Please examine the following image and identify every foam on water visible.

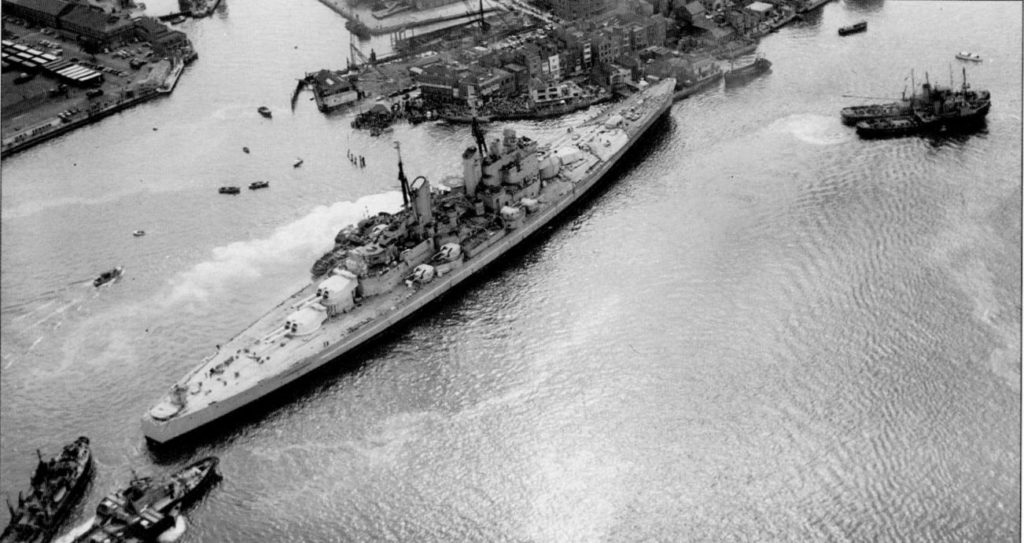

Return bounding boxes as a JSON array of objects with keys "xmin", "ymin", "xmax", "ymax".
[
  {"xmin": 769, "ymin": 113, "xmax": 855, "ymax": 146},
  {"xmin": 165, "ymin": 191, "xmax": 403, "ymax": 304},
  {"xmin": 52, "ymin": 517, "xmax": 95, "ymax": 543}
]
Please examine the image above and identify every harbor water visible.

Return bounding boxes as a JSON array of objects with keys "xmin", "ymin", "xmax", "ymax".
[{"xmin": 1, "ymin": 1, "xmax": 1020, "ymax": 541}]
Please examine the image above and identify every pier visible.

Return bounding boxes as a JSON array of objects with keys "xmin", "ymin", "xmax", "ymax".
[{"xmin": 316, "ymin": 0, "xmax": 499, "ymax": 36}]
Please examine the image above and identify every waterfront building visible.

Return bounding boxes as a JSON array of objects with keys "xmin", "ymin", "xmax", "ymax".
[
  {"xmin": 412, "ymin": 0, "xmax": 462, "ymax": 8},
  {"xmin": 529, "ymin": 80, "xmax": 584, "ymax": 106},
  {"xmin": 677, "ymin": 1, "xmax": 707, "ymax": 26},
  {"xmin": 134, "ymin": 17, "xmax": 189, "ymax": 57},
  {"xmin": 726, "ymin": 8, "xmax": 757, "ymax": 34},
  {"xmin": 309, "ymin": 69, "xmax": 360, "ymax": 112},
  {"xmin": 58, "ymin": 4, "xmax": 135, "ymax": 48},
  {"xmin": 744, "ymin": 1, "xmax": 777, "ymax": 22},
  {"xmin": 1, "ymin": 0, "xmax": 72, "ymax": 28},
  {"xmin": 414, "ymin": 63, "xmax": 461, "ymax": 103},
  {"xmin": 549, "ymin": 0, "xmax": 611, "ymax": 21}
]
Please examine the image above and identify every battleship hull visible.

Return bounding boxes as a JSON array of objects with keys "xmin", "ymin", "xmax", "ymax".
[{"xmin": 142, "ymin": 80, "xmax": 675, "ymax": 444}]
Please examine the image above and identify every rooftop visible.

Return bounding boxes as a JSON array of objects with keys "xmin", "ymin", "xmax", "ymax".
[{"xmin": 3, "ymin": 0, "xmax": 71, "ymax": 17}]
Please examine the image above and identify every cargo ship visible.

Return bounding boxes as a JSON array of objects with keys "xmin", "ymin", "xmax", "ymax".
[
  {"xmin": 141, "ymin": 78, "xmax": 676, "ymax": 443},
  {"xmin": 1, "ymin": 437, "xmax": 93, "ymax": 543},
  {"xmin": 674, "ymin": 64, "xmax": 723, "ymax": 101}
]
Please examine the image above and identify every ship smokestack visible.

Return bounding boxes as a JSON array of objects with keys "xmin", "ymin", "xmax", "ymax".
[
  {"xmin": 410, "ymin": 176, "xmax": 433, "ymax": 234},
  {"xmin": 462, "ymin": 146, "xmax": 481, "ymax": 198}
]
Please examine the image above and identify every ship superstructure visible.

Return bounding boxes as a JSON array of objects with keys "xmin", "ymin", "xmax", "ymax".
[{"xmin": 141, "ymin": 78, "xmax": 676, "ymax": 443}]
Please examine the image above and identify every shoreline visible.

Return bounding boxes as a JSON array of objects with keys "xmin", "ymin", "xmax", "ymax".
[
  {"xmin": 1, "ymin": 59, "xmax": 187, "ymax": 160},
  {"xmin": 315, "ymin": 0, "xmax": 498, "ymax": 36}
]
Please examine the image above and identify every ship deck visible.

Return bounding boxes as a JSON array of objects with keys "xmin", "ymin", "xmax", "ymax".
[{"xmin": 146, "ymin": 79, "xmax": 676, "ymax": 430}]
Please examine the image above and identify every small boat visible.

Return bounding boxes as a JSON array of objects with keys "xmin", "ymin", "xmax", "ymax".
[
  {"xmin": 242, "ymin": 146, "xmax": 250, "ymax": 153},
  {"xmin": 133, "ymin": 230, "xmax": 146, "ymax": 237},
  {"xmin": 248, "ymin": 181, "xmax": 269, "ymax": 190},
  {"xmin": 955, "ymin": 51, "xmax": 982, "ymax": 62},
  {"xmin": 219, "ymin": 186, "xmax": 241, "ymax": 194},
  {"xmin": 76, "ymin": 457, "xmax": 219, "ymax": 543},
  {"xmin": 94, "ymin": 266, "xmax": 124, "ymax": 287},
  {"xmin": 1, "ymin": 437, "xmax": 93, "ymax": 543},
  {"xmin": 293, "ymin": 158, "xmax": 303, "ymax": 168},
  {"xmin": 838, "ymin": 21, "xmax": 867, "ymax": 36},
  {"xmin": 257, "ymin": 106, "xmax": 272, "ymax": 118},
  {"xmin": 724, "ymin": 57, "xmax": 772, "ymax": 84}
]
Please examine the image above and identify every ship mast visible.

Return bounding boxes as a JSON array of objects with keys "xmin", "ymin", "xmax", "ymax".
[
  {"xmin": 394, "ymin": 142, "xmax": 411, "ymax": 209},
  {"xmin": 471, "ymin": 116, "xmax": 488, "ymax": 156}
]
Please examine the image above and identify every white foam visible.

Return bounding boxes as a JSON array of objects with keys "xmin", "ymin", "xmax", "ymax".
[
  {"xmin": 166, "ymin": 192, "xmax": 404, "ymax": 304},
  {"xmin": 53, "ymin": 517, "xmax": 96, "ymax": 543},
  {"xmin": 156, "ymin": 514, "xmax": 187, "ymax": 542},
  {"xmin": 770, "ymin": 113, "xmax": 854, "ymax": 146}
]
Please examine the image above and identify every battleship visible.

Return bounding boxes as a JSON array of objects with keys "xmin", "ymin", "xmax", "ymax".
[
  {"xmin": 140, "ymin": 78, "xmax": 676, "ymax": 443},
  {"xmin": 1, "ymin": 437, "xmax": 93, "ymax": 543},
  {"xmin": 74, "ymin": 457, "xmax": 219, "ymax": 543}
]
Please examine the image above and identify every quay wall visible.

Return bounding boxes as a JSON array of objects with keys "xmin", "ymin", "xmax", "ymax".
[{"xmin": 1, "ymin": 61, "xmax": 185, "ymax": 160}]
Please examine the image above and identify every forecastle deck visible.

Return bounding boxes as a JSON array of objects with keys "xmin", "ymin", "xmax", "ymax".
[{"xmin": 141, "ymin": 79, "xmax": 675, "ymax": 443}]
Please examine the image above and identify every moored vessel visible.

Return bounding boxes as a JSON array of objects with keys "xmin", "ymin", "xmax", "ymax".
[
  {"xmin": 855, "ymin": 69, "xmax": 991, "ymax": 138},
  {"xmin": 218, "ymin": 186, "xmax": 240, "ymax": 195},
  {"xmin": 674, "ymin": 65, "xmax": 723, "ymax": 101},
  {"xmin": 724, "ymin": 57, "xmax": 771, "ymax": 84},
  {"xmin": 838, "ymin": 21, "xmax": 867, "ymax": 35},
  {"xmin": 73, "ymin": 458, "xmax": 219, "ymax": 543},
  {"xmin": 840, "ymin": 102, "xmax": 911, "ymax": 125},
  {"xmin": 141, "ymin": 79, "xmax": 677, "ymax": 444},
  {"xmin": 1, "ymin": 437, "xmax": 93, "ymax": 543}
]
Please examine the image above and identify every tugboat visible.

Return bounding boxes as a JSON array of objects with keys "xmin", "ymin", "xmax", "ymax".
[
  {"xmin": 841, "ymin": 69, "xmax": 989, "ymax": 125},
  {"xmin": 94, "ymin": 267, "xmax": 124, "ymax": 287},
  {"xmin": 248, "ymin": 181, "xmax": 269, "ymax": 190},
  {"xmin": 257, "ymin": 106, "xmax": 272, "ymax": 118},
  {"xmin": 73, "ymin": 457, "xmax": 220, "ymax": 543},
  {"xmin": 218, "ymin": 186, "xmax": 241, "ymax": 195},
  {"xmin": 855, "ymin": 68, "xmax": 991, "ymax": 139},
  {"xmin": 838, "ymin": 21, "xmax": 867, "ymax": 36},
  {"xmin": 1, "ymin": 437, "xmax": 93, "ymax": 543},
  {"xmin": 724, "ymin": 57, "xmax": 771, "ymax": 85}
]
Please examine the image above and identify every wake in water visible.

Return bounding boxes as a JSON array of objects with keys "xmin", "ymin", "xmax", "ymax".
[
  {"xmin": 156, "ymin": 513, "xmax": 187, "ymax": 542},
  {"xmin": 53, "ymin": 517, "xmax": 95, "ymax": 543},
  {"xmin": 769, "ymin": 113, "xmax": 855, "ymax": 145},
  {"xmin": 165, "ymin": 191, "xmax": 404, "ymax": 304},
  {"xmin": 50, "ymin": 514, "xmax": 188, "ymax": 543}
]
